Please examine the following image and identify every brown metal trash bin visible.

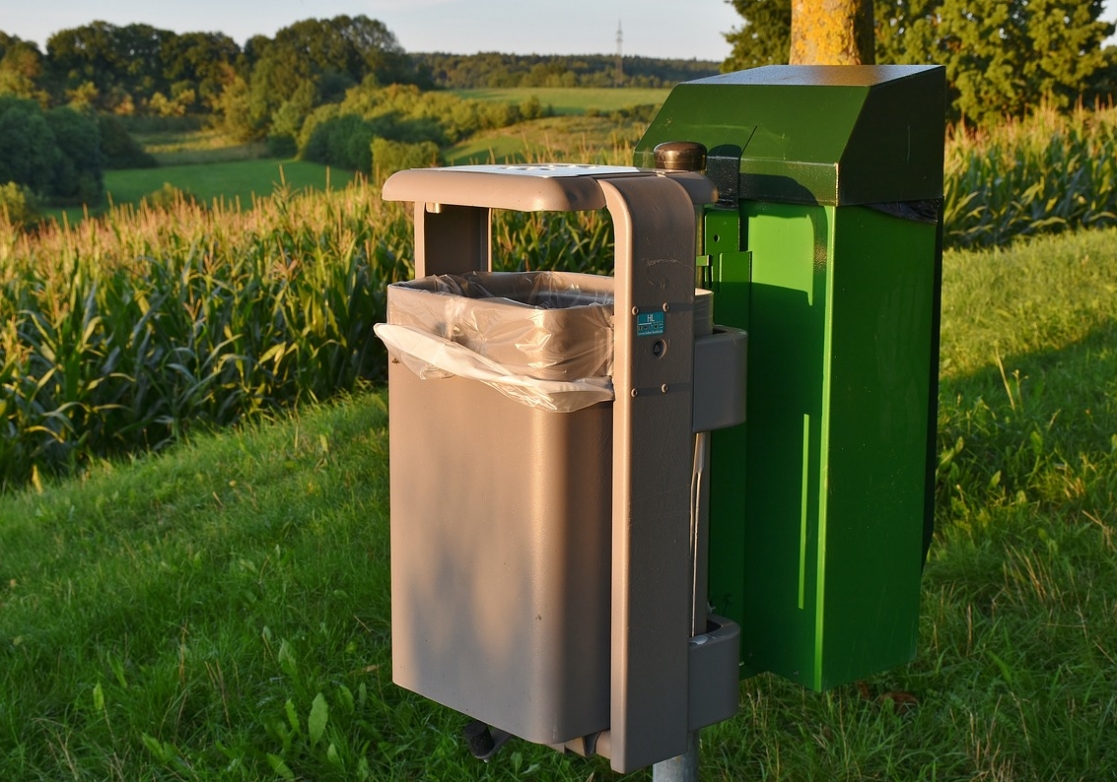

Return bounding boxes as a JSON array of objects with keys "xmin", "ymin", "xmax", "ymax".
[{"xmin": 380, "ymin": 270, "xmax": 615, "ymax": 745}]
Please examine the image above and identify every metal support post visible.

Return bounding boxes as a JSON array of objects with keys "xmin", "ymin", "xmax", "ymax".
[{"xmin": 653, "ymin": 731, "xmax": 700, "ymax": 782}]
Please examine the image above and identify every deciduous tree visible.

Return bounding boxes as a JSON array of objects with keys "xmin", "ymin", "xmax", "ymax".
[
  {"xmin": 723, "ymin": 0, "xmax": 1115, "ymax": 122},
  {"xmin": 46, "ymin": 22, "xmax": 174, "ymax": 111},
  {"xmin": 0, "ymin": 96, "xmax": 103, "ymax": 202},
  {"xmin": 0, "ymin": 96, "xmax": 58, "ymax": 193},
  {"xmin": 0, "ymin": 33, "xmax": 46, "ymax": 102},
  {"xmin": 161, "ymin": 31, "xmax": 240, "ymax": 112},
  {"xmin": 240, "ymin": 15, "xmax": 413, "ymax": 138},
  {"xmin": 723, "ymin": 0, "xmax": 792, "ymax": 69},
  {"xmin": 44, "ymin": 106, "xmax": 104, "ymax": 202}
]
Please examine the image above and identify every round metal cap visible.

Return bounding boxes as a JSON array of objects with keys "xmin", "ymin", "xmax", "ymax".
[{"xmin": 653, "ymin": 141, "xmax": 708, "ymax": 172}]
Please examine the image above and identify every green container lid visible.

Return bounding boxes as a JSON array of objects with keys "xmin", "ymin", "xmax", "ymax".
[{"xmin": 635, "ymin": 65, "xmax": 945, "ymax": 206}]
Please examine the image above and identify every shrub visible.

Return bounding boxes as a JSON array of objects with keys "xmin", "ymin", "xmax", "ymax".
[
  {"xmin": 296, "ymin": 81, "xmax": 535, "ymax": 166},
  {"xmin": 0, "ymin": 97, "xmax": 104, "ymax": 204},
  {"xmin": 519, "ymin": 95, "xmax": 545, "ymax": 120},
  {"xmin": 0, "ymin": 182, "xmax": 40, "ymax": 228},
  {"xmin": 98, "ymin": 115, "xmax": 157, "ymax": 169},
  {"xmin": 0, "ymin": 96, "xmax": 59, "ymax": 195},
  {"xmin": 143, "ymin": 182, "xmax": 199, "ymax": 209},
  {"xmin": 301, "ymin": 114, "xmax": 374, "ymax": 172},
  {"xmin": 371, "ymin": 138, "xmax": 441, "ymax": 183},
  {"xmin": 266, "ymin": 133, "xmax": 298, "ymax": 158},
  {"xmin": 44, "ymin": 107, "xmax": 104, "ymax": 204}
]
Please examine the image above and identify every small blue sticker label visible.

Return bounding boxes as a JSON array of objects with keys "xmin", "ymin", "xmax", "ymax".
[{"xmin": 636, "ymin": 311, "xmax": 665, "ymax": 337}]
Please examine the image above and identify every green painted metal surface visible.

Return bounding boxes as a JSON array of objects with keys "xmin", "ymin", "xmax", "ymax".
[
  {"xmin": 635, "ymin": 65, "xmax": 945, "ymax": 207},
  {"xmin": 641, "ymin": 65, "xmax": 944, "ymax": 690},
  {"xmin": 704, "ymin": 207, "xmax": 750, "ymax": 654},
  {"xmin": 738, "ymin": 203, "xmax": 937, "ymax": 688}
]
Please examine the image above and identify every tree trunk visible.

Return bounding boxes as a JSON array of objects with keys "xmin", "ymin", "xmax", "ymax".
[{"xmin": 789, "ymin": 0, "xmax": 875, "ymax": 65}]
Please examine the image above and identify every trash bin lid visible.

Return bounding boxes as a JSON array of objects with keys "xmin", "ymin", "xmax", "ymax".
[{"xmin": 382, "ymin": 163, "xmax": 716, "ymax": 212}]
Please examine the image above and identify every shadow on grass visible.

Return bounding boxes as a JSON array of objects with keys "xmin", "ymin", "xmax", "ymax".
[{"xmin": 935, "ymin": 317, "xmax": 1117, "ymax": 522}]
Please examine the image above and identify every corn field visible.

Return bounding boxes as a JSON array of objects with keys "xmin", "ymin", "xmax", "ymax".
[
  {"xmin": 2, "ymin": 105, "xmax": 1115, "ymax": 488},
  {"xmin": 0, "ymin": 185, "xmax": 415, "ymax": 487},
  {"xmin": 0, "ymin": 180, "xmax": 615, "ymax": 488},
  {"xmin": 943, "ymin": 103, "xmax": 1117, "ymax": 247}
]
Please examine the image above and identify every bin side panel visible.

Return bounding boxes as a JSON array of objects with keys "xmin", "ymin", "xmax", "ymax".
[
  {"xmin": 388, "ymin": 364, "xmax": 611, "ymax": 744},
  {"xmin": 736, "ymin": 203, "xmax": 935, "ymax": 690},
  {"xmin": 738, "ymin": 202, "xmax": 830, "ymax": 685},
  {"xmin": 817, "ymin": 206, "xmax": 936, "ymax": 686}
]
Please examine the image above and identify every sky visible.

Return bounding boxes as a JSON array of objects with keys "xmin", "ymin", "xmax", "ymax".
[{"xmin": 1, "ymin": 0, "xmax": 744, "ymax": 61}]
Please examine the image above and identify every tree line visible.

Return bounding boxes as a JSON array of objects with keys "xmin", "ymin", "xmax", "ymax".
[
  {"xmin": 411, "ymin": 53, "xmax": 718, "ymax": 89},
  {"xmin": 0, "ymin": 17, "xmax": 425, "ymax": 124},
  {"xmin": 0, "ymin": 16, "xmax": 432, "ymax": 209},
  {"xmin": 724, "ymin": 0, "xmax": 1117, "ymax": 124},
  {"xmin": 4, "ymin": 8, "xmax": 1114, "ymax": 130},
  {"xmin": 0, "ymin": 16, "xmax": 720, "ymax": 208},
  {"xmin": 0, "ymin": 19, "xmax": 716, "ymax": 131}
]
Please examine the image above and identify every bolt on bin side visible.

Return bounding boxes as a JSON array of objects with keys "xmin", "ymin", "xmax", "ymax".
[{"xmin": 634, "ymin": 65, "xmax": 946, "ymax": 690}]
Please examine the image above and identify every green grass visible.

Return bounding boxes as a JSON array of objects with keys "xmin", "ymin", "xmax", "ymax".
[
  {"xmin": 0, "ymin": 392, "xmax": 623, "ymax": 781},
  {"xmin": 104, "ymin": 159, "xmax": 359, "ymax": 210},
  {"xmin": 2, "ymin": 225, "xmax": 1116, "ymax": 779},
  {"xmin": 43, "ymin": 159, "xmax": 360, "ymax": 225},
  {"xmin": 451, "ymin": 87, "xmax": 670, "ymax": 115}
]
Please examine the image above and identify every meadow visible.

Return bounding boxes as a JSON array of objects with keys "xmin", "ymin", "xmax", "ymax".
[
  {"xmin": 102, "ymin": 160, "xmax": 358, "ymax": 211},
  {"xmin": 1, "ymin": 95, "xmax": 1116, "ymax": 779},
  {"xmin": 46, "ymin": 157, "xmax": 356, "ymax": 226},
  {"xmin": 444, "ymin": 114, "xmax": 653, "ymax": 166}
]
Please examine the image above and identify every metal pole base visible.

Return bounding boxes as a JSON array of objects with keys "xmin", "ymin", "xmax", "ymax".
[{"xmin": 652, "ymin": 730, "xmax": 700, "ymax": 782}]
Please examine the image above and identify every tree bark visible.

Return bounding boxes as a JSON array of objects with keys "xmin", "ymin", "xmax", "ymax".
[{"xmin": 789, "ymin": 0, "xmax": 875, "ymax": 65}]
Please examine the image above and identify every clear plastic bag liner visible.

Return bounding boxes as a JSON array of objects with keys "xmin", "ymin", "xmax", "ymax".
[
  {"xmin": 376, "ymin": 271, "xmax": 615, "ymax": 412},
  {"xmin": 374, "ymin": 324, "xmax": 614, "ymax": 412}
]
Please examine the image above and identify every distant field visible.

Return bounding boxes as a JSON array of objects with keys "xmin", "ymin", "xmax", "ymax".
[
  {"xmin": 135, "ymin": 128, "xmax": 269, "ymax": 166},
  {"xmin": 452, "ymin": 87, "xmax": 671, "ymax": 115},
  {"xmin": 42, "ymin": 107, "xmax": 655, "ymax": 222},
  {"xmin": 104, "ymin": 159, "xmax": 358, "ymax": 208},
  {"xmin": 43, "ymin": 159, "xmax": 358, "ymax": 224},
  {"xmin": 445, "ymin": 115, "xmax": 645, "ymax": 166}
]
